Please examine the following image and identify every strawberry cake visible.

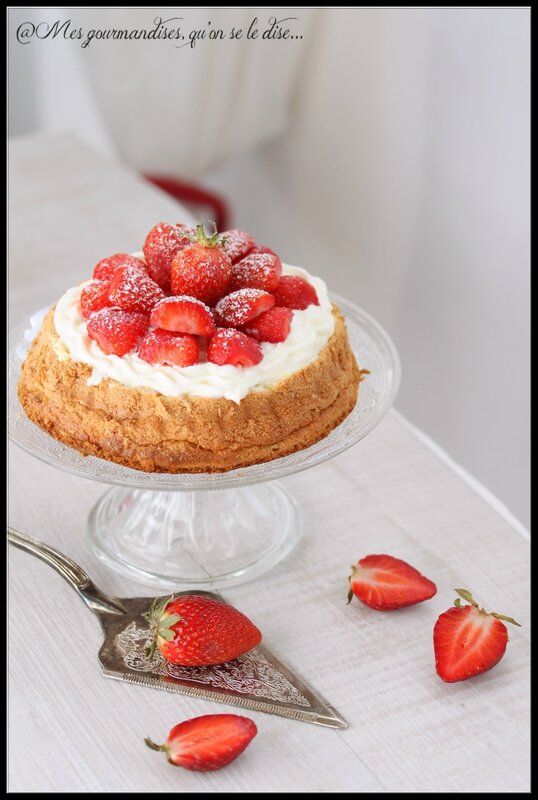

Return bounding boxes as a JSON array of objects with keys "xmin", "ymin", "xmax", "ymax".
[{"xmin": 17, "ymin": 222, "xmax": 362, "ymax": 473}]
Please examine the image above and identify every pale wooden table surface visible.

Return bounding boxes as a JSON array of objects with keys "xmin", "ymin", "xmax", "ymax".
[{"xmin": 8, "ymin": 133, "xmax": 530, "ymax": 793}]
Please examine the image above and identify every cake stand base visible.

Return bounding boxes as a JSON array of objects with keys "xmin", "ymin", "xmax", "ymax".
[{"xmin": 87, "ymin": 482, "xmax": 301, "ymax": 590}]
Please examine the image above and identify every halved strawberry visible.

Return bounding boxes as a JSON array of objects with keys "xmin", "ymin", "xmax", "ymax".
[
  {"xmin": 273, "ymin": 275, "xmax": 319, "ymax": 310},
  {"xmin": 171, "ymin": 223, "xmax": 232, "ymax": 306},
  {"xmin": 93, "ymin": 253, "xmax": 146, "ymax": 282},
  {"xmin": 108, "ymin": 265, "xmax": 165, "ymax": 313},
  {"xmin": 229, "ymin": 252, "xmax": 282, "ymax": 292},
  {"xmin": 87, "ymin": 308, "xmax": 149, "ymax": 356},
  {"xmin": 208, "ymin": 328, "xmax": 262, "ymax": 367},
  {"xmin": 434, "ymin": 589, "xmax": 520, "ymax": 683},
  {"xmin": 143, "ymin": 222, "xmax": 194, "ymax": 292},
  {"xmin": 150, "ymin": 296, "xmax": 215, "ymax": 337},
  {"xmin": 137, "ymin": 328, "xmax": 199, "ymax": 367},
  {"xmin": 347, "ymin": 554, "xmax": 437, "ymax": 610},
  {"xmin": 244, "ymin": 306, "xmax": 293, "ymax": 343},
  {"xmin": 221, "ymin": 229, "xmax": 255, "ymax": 263},
  {"xmin": 80, "ymin": 281, "xmax": 110, "ymax": 318},
  {"xmin": 214, "ymin": 288, "xmax": 274, "ymax": 328},
  {"xmin": 145, "ymin": 714, "xmax": 257, "ymax": 772}
]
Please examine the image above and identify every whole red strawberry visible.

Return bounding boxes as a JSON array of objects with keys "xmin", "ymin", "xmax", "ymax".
[
  {"xmin": 171, "ymin": 222, "xmax": 232, "ymax": 306},
  {"xmin": 143, "ymin": 222, "xmax": 193, "ymax": 292},
  {"xmin": 348, "ymin": 554, "xmax": 437, "ymax": 610},
  {"xmin": 145, "ymin": 714, "xmax": 257, "ymax": 772},
  {"xmin": 434, "ymin": 589, "xmax": 520, "ymax": 683},
  {"xmin": 145, "ymin": 594, "xmax": 262, "ymax": 666}
]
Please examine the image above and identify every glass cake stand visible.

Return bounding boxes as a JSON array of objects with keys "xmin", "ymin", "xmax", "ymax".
[{"xmin": 8, "ymin": 295, "xmax": 400, "ymax": 589}]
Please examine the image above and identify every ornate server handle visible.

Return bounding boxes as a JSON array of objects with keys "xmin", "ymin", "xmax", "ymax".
[{"xmin": 7, "ymin": 527, "xmax": 125, "ymax": 616}]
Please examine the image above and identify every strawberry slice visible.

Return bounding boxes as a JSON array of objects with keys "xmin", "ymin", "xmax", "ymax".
[
  {"xmin": 137, "ymin": 328, "xmax": 199, "ymax": 367},
  {"xmin": 80, "ymin": 280, "xmax": 111, "ymax": 318},
  {"xmin": 347, "ymin": 554, "xmax": 437, "ymax": 610},
  {"xmin": 244, "ymin": 306, "xmax": 293, "ymax": 343},
  {"xmin": 208, "ymin": 328, "xmax": 262, "ymax": 367},
  {"xmin": 214, "ymin": 288, "xmax": 274, "ymax": 328},
  {"xmin": 221, "ymin": 229, "xmax": 255, "ymax": 263},
  {"xmin": 229, "ymin": 252, "xmax": 282, "ymax": 292},
  {"xmin": 93, "ymin": 253, "xmax": 146, "ymax": 282},
  {"xmin": 273, "ymin": 275, "xmax": 319, "ymax": 310},
  {"xmin": 108, "ymin": 265, "xmax": 165, "ymax": 313},
  {"xmin": 143, "ymin": 222, "xmax": 194, "ymax": 292},
  {"xmin": 434, "ymin": 589, "xmax": 520, "ymax": 683},
  {"xmin": 150, "ymin": 296, "xmax": 215, "ymax": 337},
  {"xmin": 145, "ymin": 714, "xmax": 257, "ymax": 772},
  {"xmin": 87, "ymin": 308, "xmax": 149, "ymax": 356}
]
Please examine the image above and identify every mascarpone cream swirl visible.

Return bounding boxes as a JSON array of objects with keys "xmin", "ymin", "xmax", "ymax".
[{"xmin": 53, "ymin": 263, "xmax": 335, "ymax": 403}]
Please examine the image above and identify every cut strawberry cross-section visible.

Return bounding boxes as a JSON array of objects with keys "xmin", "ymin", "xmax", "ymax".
[
  {"xmin": 347, "ymin": 554, "xmax": 437, "ymax": 610},
  {"xmin": 433, "ymin": 589, "xmax": 521, "ymax": 683},
  {"xmin": 230, "ymin": 252, "xmax": 282, "ymax": 292},
  {"xmin": 93, "ymin": 253, "xmax": 146, "ymax": 282},
  {"xmin": 244, "ymin": 306, "xmax": 293, "ymax": 343},
  {"xmin": 150, "ymin": 296, "xmax": 215, "ymax": 337},
  {"xmin": 108, "ymin": 265, "xmax": 165, "ymax": 314},
  {"xmin": 87, "ymin": 308, "xmax": 149, "ymax": 357},
  {"xmin": 137, "ymin": 328, "xmax": 199, "ymax": 367},
  {"xmin": 272, "ymin": 275, "xmax": 319, "ymax": 310},
  {"xmin": 214, "ymin": 288, "xmax": 274, "ymax": 328},
  {"xmin": 208, "ymin": 328, "xmax": 262, "ymax": 367}
]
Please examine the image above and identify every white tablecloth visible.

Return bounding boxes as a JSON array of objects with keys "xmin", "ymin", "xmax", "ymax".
[{"xmin": 8, "ymin": 133, "xmax": 530, "ymax": 792}]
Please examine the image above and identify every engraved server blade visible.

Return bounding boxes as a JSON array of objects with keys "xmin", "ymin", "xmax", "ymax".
[
  {"xmin": 8, "ymin": 530, "xmax": 346, "ymax": 730},
  {"xmin": 98, "ymin": 592, "xmax": 347, "ymax": 730}
]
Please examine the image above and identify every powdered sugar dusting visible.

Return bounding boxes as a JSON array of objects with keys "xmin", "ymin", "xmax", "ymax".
[
  {"xmin": 214, "ymin": 288, "xmax": 274, "ymax": 327},
  {"xmin": 221, "ymin": 229, "xmax": 255, "ymax": 263},
  {"xmin": 230, "ymin": 252, "xmax": 282, "ymax": 291},
  {"xmin": 109, "ymin": 266, "xmax": 165, "ymax": 313},
  {"xmin": 54, "ymin": 264, "xmax": 335, "ymax": 403}
]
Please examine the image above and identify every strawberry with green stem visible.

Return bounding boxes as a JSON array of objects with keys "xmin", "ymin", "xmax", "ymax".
[
  {"xmin": 170, "ymin": 221, "xmax": 232, "ymax": 306},
  {"xmin": 433, "ymin": 588, "xmax": 520, "ymax": 683},
  {"xmin": 145, "ymin": 714, "xmax": 257, "ymax": 772},
  {"xmin": 144, "ymin": 593, "xmax": 262, "ymax": 666}
]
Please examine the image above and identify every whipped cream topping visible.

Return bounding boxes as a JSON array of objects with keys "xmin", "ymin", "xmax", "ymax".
[{"xmin": 53, "ymin": 263, "xmax": 335, "ymax": 403}]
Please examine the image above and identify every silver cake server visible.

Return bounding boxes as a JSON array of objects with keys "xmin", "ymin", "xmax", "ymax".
[{"xmin": 8, "ymin": 528, "xmax": 346, "ymax": 729}]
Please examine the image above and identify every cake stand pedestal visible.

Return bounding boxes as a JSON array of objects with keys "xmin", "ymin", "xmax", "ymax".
[{"xmin": 9, "ymin": 295, "xmax": 400, "ymax": 589}]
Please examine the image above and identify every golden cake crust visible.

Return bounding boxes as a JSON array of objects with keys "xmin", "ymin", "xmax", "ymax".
[{"xmin": 17, "ymin": 306, "xmax": 361, "ymax": 473}]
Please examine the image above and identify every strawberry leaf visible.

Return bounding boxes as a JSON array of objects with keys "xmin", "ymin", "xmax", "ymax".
[
  {"xmin": 454, "ymin": 588, "xmax": 478, "ymax": 607},
  {"xmin": 491, "ymin": 612, "xmax": 521, "ymax": 627}
]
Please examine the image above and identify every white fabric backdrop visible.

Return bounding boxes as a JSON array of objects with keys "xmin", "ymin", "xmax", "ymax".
[{"xmin": 8, "ymin": 7, "xmax": 530, "ymax": 527}]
